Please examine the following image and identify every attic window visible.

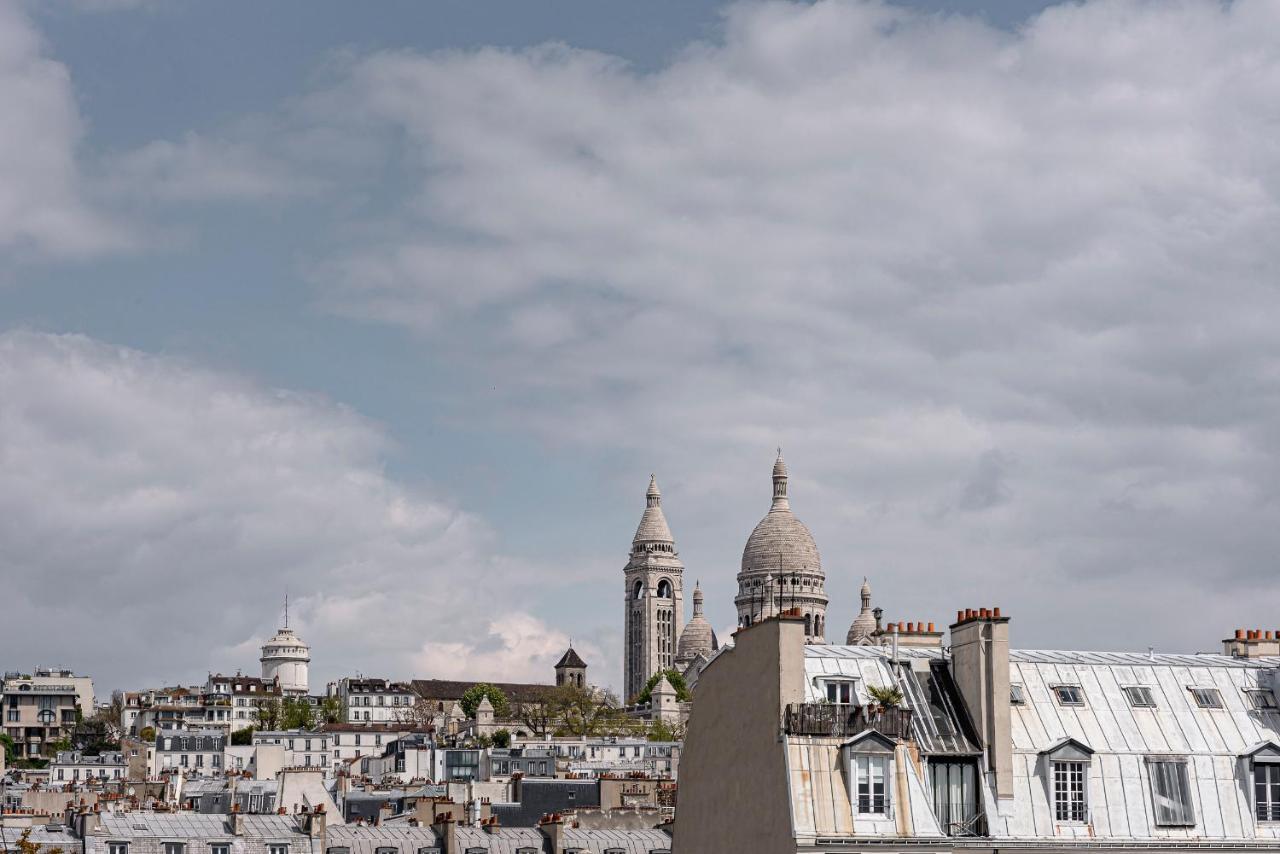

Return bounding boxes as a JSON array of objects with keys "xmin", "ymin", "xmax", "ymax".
[
  {"xmin": 1189, "ymin": 687, "xmax": 1223, "ymax": 709},
  {"xmin": 1010, "ymin": 684, "xmax": 1026, "ymax": 705},
  {"xmin": 1053, "ymin": 685, "xmax": 1085, "ymax": 707},
  {"xmin": 1124, "ymin": 686, "xmax": 1157, "ymax": 708},
  {"xmin": 1248, "ymin": 690, "xmax": 1278, "ymax": 711},
  {"xmin": 823, "ymin": 679, "xmax": 856, "ymax": 705},
  {"xmin": 1147, "ymin": 758, "xmax": 1195, "ymax": 827}
]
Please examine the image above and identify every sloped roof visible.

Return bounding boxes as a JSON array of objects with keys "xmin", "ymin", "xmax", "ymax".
[
  {"xmin": 410, "ymin": 679, "xmax": 550, "ymax": 705},
  {"xmin": 555, "ymin": 647, "xmax": 588, "ymax": 669}
]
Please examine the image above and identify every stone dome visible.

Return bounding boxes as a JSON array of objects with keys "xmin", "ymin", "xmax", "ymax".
[
  {"xmin": 739, "ymin": 454, "xmax": 822, "ymax": 577},
  {"xmin": 632, "ymin": 474, "xmax": 674, "ymax": 548},
  {"xmin": 676, "ymin": 582, "xmax": 716, "ymax": 663},
  {"xmin": 846, "ymin": 577, "xmax": 877, "ymax": 644}
]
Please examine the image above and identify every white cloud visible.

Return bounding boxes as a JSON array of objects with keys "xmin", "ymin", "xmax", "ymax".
[
  {"xmin": 102, "ymin": 132, "xmax": 317, "ymax": 204},
  {"xmin": 0, "ymin": 331, "xmax": 582, "ymax": 691},
  {"xmin": 413, "ymin": 613, "xmax": 604, "ymax": 685},
  {"xmin": 301, "ymin": 0, "xmax": 1280, "ymax": 652},
  {"xmin": 0, "ymin": 1, "xmax": 127, "ymax": 256}
]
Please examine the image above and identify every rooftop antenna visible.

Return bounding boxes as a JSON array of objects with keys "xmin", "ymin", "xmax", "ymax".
[{"xmin": 284, "ymin": 591, "xmax": 289, "ymax": 629}]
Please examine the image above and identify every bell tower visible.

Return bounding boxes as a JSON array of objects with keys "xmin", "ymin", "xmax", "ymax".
[{"xmin": 623, "ymin": 475, "xmax": 685, "ymax": 702}]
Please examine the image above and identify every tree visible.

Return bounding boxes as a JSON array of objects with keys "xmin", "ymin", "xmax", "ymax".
[
  {"xmin": 647, "ymin": 719, "xmax": 677, "ymax": 742},
  {"xmin": 548, "ymin": 685, "xmax": 634, "ymax": 737},
  {"xmin": 16, "ymin": 828, "xmax": 63, "ymax": 854},
  {"xmin": 393, "ymin": 695, "xmax": 440, "ymax": 729},
  {"xmin": 0, "ymin": 732, "xmax": 15, "ymax": 764},
  {"xmin": 515, "ymin": 692, "xmax": 555, "ymax": 738},
  {"xmin": 634, "ymin": 669, "xmax": 690, "ymax": 705},
  {"xmin": 230, "ymin": 727, "xmax": 254, "ymax": 746},
  {"xmin": 460, "ymin": 684, "xmax": 509, "ymax": 719},
  {"xmin": 139, "ymin": 726, "xmax": 156, "ymax": 742},
  {"xmin": 318, "ymin": 696, "xmax": 342, "ymax": 724},
  {"xmin": 255, "ymin": 698, "xmax": 282, "ymax": 730},
  {"xmin": 281, "ymin": 696, "xmax": 315, "ymax": 729},
  {"xmin": 492, "ymin": 728, "xmax": 511, "ymax": 748}
]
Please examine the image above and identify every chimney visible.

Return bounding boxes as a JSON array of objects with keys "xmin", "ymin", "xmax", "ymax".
[
  {"xmin": 950, "ymin": 607, "xmax": 1013, "ymax": 802},
  {"xmin": 482, "ymin": 815, "xmax": 500, "ymax": 834},
  {"xmin": 432, "ymin": 812, "xmax": 458, "ymax": 854},
  {"xmin": 1223, "ymin": 628, "xmax": 1280, "ymax": 659},
  {"xmin": 305, "ymin": 804, "xmax": 327, "ymax": 844},
  {"xmin": 229, "ymin": 804, "xmax": 243, "ymax": 836},
  {"xmin": 538, "ymin": 813, "xmax": 564, "ymax": 852}
]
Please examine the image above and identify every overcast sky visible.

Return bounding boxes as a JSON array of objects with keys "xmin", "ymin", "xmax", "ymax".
[{"xmin": 3, "ymin": 0, "xmax": 1280, "ymax": 699}]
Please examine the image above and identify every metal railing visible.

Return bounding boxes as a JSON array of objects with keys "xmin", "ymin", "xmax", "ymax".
[{"xmin": 783, "ymin": 704, "xmax": 913, "ymax": 739}]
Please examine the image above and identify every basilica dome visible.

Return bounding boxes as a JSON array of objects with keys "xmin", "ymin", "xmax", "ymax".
[
  {"xmin": 676, "ymin": 582, "xmax": 716, "ymax": 664},
  {"xmin": 739, "ymin": 453, "xmax": 822, "ymax": 577}
]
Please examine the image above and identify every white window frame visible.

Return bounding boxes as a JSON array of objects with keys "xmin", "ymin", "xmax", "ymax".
[
  {"xmin": 1257, "ymin": 763, "xmax": 1280, "ymax": 822},
  {"xmin": 821, "ymin": 678, "xmax": 857, "ymax": 705},
  {"xmin": 108, "ymin": 843, "xmax": 129, "ymax": 854},
  {"xmin": 1189, "ymin": 687, "xmax": 1223, "ymax": 709},
  {"xmin": 1052, "ymin": 685, "xmax": 1085, "ymax": 707},
  {"xmin": 853, "ymin": 754, "xmax": 891, "ymax": 816},
  {"xmin": 1124, "ymin": 686, "xmax": 1157, "ymax": 708},
  {"xmin": 1052, "ymin": 760, "xmax": 1089, "ymax": 823},
  {"xmin": 1247, "ymin": 690, "xmax": 1278, "ymax": 711}
]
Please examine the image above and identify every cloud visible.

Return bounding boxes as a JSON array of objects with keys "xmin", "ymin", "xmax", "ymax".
[
  {"xmin": 101, "ymin": 133, "xmax": 317, "ymax": 204},
  {"xmin": 298, "ymin": 0, "xmax": 1280, "ymax": 652},
  {"xmin": 0, "ymin": 331, "xmax": 582, "ymax": 692},
  {"xmin": 0, "ymin": 1, "xmax": 127, "ymax": 256},
  {"xmin": 412, "ymin": 613, "xmax": 604, "ymax": 685}
]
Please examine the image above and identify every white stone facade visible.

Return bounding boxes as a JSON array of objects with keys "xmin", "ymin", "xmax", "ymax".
[{"xmin": 623, "ymin": 475, "xmax": 685, "ymax": 702}]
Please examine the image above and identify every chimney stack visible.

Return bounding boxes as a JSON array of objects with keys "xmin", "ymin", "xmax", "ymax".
[
  {"xmin": 1223, "ymin": 628, "xmax": 1280, "ymax": 659},
  {"xmin": 950, "ymin": 607, "xmax": 1013, "ymax": 803}
]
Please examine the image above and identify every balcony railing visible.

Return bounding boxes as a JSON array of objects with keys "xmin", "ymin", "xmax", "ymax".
[{"xmin": 783, "ymin": 703, "xmax": 914, "ymax": 740}]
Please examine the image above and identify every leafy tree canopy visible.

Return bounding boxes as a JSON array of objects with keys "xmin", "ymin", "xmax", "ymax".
[
  {"xmin": 230, "ymin": 727, "xmax": 254, "ymax": 746},
  {"xmin": 461, "ymin": 683, "xmax": 510, "ymax": 719},
  {"xmin": 635, "ymin": 669, "xmax": 690, "ymax": 705}
]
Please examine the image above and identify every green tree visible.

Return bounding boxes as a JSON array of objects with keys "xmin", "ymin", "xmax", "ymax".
[
  {"xmin": 230, "ymin": 727, "xmax": 254, "ymax": 746},
  {"xmin": 255, "ymin": 698, "xmax": 282, "ymax": 730},
  {"xmin": 548, "ymin": 685, "xmax": 634, "ymax": 737},
  {"xmin": 139, "ymin": 726, "xmax": 156, "ymax": 742},
  {"xmin": 281, "ymin": 697, "xmax": 315, "ymax": 729},
  {"xmin": 0, "ymin": 732, "xmax": 15, "ymax": 764},
  {"xmin": 460, "ymin": 683, "xmax": 510, "ymax": 719},
  {"xmin": 491, "ymin": 728, "xmax": 511, "ymax": 748},
  {"xmin": 634, "ymin": 669, "xmax": 690, "ymax": 705},
  {"xmin": 647, "ymin": 719, "xmax": 677, "ymax": 742},
  {"xmin": 319, "ymin": 696, "xmax": 342, "ymax": 724}
]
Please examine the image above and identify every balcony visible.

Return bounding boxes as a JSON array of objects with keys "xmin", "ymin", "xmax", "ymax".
[{"xmin": 783, "ymin": 703, "xmax": 914, "ymax": 740}]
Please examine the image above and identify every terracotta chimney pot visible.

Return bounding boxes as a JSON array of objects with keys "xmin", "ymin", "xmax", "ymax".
[
  {"xmin": 1237, "ymin": 629, "xmax": 1246, "ymax": 640},
  {"xmin": 927, "ymin": 622, "xmax": 935, "ymax": 632},
  {"xmin": 993, "ymin": 607, "xmax": 1001, "ymax": 618}
]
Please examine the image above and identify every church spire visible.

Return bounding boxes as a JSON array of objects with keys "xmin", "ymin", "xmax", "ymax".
[
  {"xmin": 692, "ymin": 580, "xmax": 704, "ymax": 616},
  {"xmin": 632, "ymin": 474, "xmax": 674, "ymax": 547},
  {"xmin": 771, "ymin": 448, "xmax": 790, "ymax": 510}
]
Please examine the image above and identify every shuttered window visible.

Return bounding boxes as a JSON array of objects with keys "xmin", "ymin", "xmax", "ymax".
[
  {"xmin": 1124, "ymin": 686, "xmax": 1156, "ymax": 708},
  {"xmin": 1148, "ymin": 759, "xmax": 1195, "ymax": 826},
  {"xmin": 1189, "ymin": 687, "xmax": 1223, "ymax": 709}
]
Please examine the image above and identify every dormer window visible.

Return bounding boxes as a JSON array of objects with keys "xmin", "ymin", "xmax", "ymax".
[
  {"xmin": 1010, "ymin": 684, "xmax": 1027, "ymax": 706},
  {"xmin": 1052, "ymin": 685, "xmax": 1085, "ymax": 707},
  {"xmin": 1247, "ymin": 690, "xmax": 1278, "ymax": 711},
  {"xmin": 1041, "ymin": 737, "xmax": 1093, "ymax": 824},
  {"xmin": 1123, "ymin": 686, "xmax": 1157, "ymax": 708},
  {"xmin": 822, "ymin": 679, "xmax": 856, "ymax": 705},
  {"xmin": 1189, "ymin": 687, "xmax": 1223, "ymax": 709},
  {"xmin": 842, "ymin": 730, "xmax": 895, "ymax": 817}
]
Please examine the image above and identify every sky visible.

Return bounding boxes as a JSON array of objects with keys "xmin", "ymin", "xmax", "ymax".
[{"xmin": 3, "ymin": 0, "xmax": 1280, "ymax": 699}]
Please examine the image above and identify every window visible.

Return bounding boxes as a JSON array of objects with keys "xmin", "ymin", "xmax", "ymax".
[
  {"xmin": 1010, "ymin": 684, "xmax": 1026, "ymax": 705},
  {"xmin": 376, "ymin": 848, "xmax": 397, "ymax": 854},
  {"xmin": 1258, "ymin": 764, "xmax": 1280, "ymax": 821},
  {"xmin": 854, "ymin": 754, "xmax": 889, "ymax": 814},
  {"xmin": 164, "ymin": 844, "xmax": 186, "ymax": 854},
  {"xmin": 825, "ymin": 680, "xmax": 855, "ymax": 705},
  {"xmin": 1125, "ymin": 686, "xmax": 1157, "ymax": 708},
  {"xmin": 268, "ymin": 845, "xmax": 288, "ymax": 854},
  {"xmin": 333, "ymin": 735, "xmax": 341, "ymax": 745},
  {"xmin": 1053, "ymin": 685, "xmax": 1085, "ymax": 707},
  {"xmin": 1053, "ymin": 761, "xmax": 1088, "ymax": 822},
  {"xmin": 1248, "ymin": 690, "xmax": 1278, "ymax": 711},
  {"xmin": 108, "ymin": 843, "xmax": 129, "ymax": 854},
  {"xmin": 930, "ymin": 760, "xmax": 979, "ymax": 836},
  {"xmin": 210, "ymin": 845, "xmax": 229, "ymax": 854},
  {"xmin": 327, "ymin": 848, "xmax": 350, "ymax": 854},
  {"xmin": 1148, "ymin": 759, "xmax": 1195, "ymax": 826},
  {"xmin": 1189, "ymin": 687, "xmax": 1223, "ymax": 709}
]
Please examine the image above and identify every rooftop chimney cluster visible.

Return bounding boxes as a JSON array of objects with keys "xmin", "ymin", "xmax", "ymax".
[
  {"xmin": 887, "ymin": 621, "xmax": 936, "ymax": 634},
  {"xmin": 954, "ymin": 607, "xmax": 1003, "ymax": 625}
]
